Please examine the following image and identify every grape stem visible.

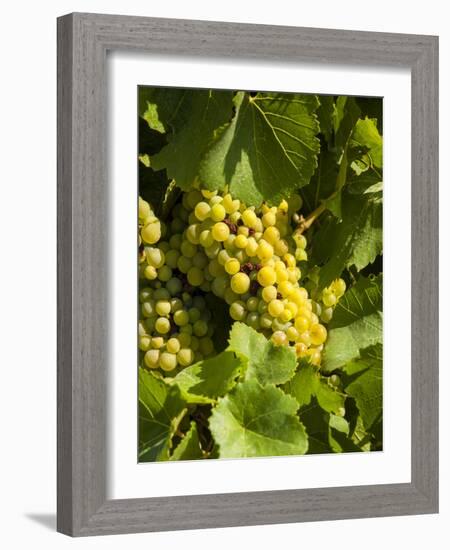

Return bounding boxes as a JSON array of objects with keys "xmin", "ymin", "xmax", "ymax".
[{"xmin": 297, "ymin": 190, "xmax": 339, "ymax": 234}]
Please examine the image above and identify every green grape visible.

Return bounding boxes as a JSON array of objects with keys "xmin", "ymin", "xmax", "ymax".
[
  {"xmin": 177, "ymin": 348, "xmax": 194, "ymax": 367},
  {"xmin": 190, "ymin": 336, "xmax": 200, "ymax": 351},
  {"xmin": 159, "ymin": 352, "xmax": 177, "ymax": 372},
  {"xmin": 169, "ymin": 233, "xmax": 183, "ymax": 250},
  {"xmin": 225, "ymin": 258, "xmax": 240, "ymax": 275},
  {"xmin": 141, "ymin": 221, "xmax": 161, "ymax": 244},
  {"xmin": 139, "ymin": 335, "xmax": 151, "ymax": 351},
  {"xmin": 170, "ymin": 297, "xmax": 183, "ymax": 312},
  {"xmin": 170, "ymin": 217, "xmax": 186, "ymax": 234},
  {"xmin": 229, "ymin": 301, "xmax": 247, "ymax": 321},
  {"xmin": 180, "ymin": 240, "xmax": 197, "ymax": 258},
  {"xmin": 271, "ymin": 330, "xmax": 288, "ymax": 346},
  {"xmin": 224, "ymin": 287, "xmax": 239, "ymax": 305},
  {"xmin": 260, "ymin": 312, "xmax": 273, "ymax": 329},
  {"xmin": 144, "ymin": 317, "xmax": 156, "ymax": 333},
  {"xmin": 153, "ymin": 288, "xmax": 170, "ymax": 301},
  {"xmin": 141, "ymin": 301, "xmax": 155, "ymax": 318},
  {"xmin": 187, "ymin": 266, "xmax": 204, "ymax": 286},
  {"xmin": 158, "ymin": 241, "xmax": 170, "ymax": 254},
  {"xmin": 217, "ymin": 249, "xmax": 231, "ymax": 266},
  {"xmin": 151, "ymin": 336, "xmax": 164, "ymax": 349},
  {"xmin": 143, "ymin": 265, "xmax": 158, "ymax": 280},
  {"xmin": 166, "ymin": 337, "xmax": 181, "ymax": 354},
  {"xmin": 155, "ymin": 317, "xmax": 171, "ymax": 334},
  {"xmin": 165, "ymin": 249, "xmax": 180, "ymax": 269},
  {"xmin": 139, "ymin": 197, "xmax": 151, "ymax": 220},
  {"xmin": 208, "ymin": 259, "xmax": 224, "ymax": 277},
  {"xmin": 246, "ymin": 296, "xmax": 259, "ymax": 312},
  {"xmin": 155, "ymin": 300, "xmax": 171, "ymax": 316},
  {"xmin": 194, "ymin": 201, "xmax": 211, "ymax": 221},
  {"xmin": 257, "ymin": 266, "xmax": 277, "ymax": 287},
  {"xmin": 192, "ymin": 251, "xmax": 208, "ymax": 269},
  {"xmin": 211, "ymin": 222, "xmax": 230, "ymax": 242},
  {"xmin": 188, "ymin": 307, "xmax": 201, "ymax": 323},
  {"xmin": 178, "ymin": 332, "xmax": 191, "ymax": 348},
  {"xmin": 177, "ymin": 256, "xmax": 192, "ymax": 274},
  {"xmin": 211, "ymin": 275, "xmax": 228, "ymax": 298},
  {"xmin": 157, "ymin": 265, "xmax": 172, "ymax": 282},
  {"xmin": 320, "ymin": 307, "xmax": 333, "ymax": 323},
  {"xmin": 186, "ymin": 224, "xmax": 201, "ymax": 245},
  {"xmin": 246, "ymin": 312, "xmax": 260, "ymax": 329},
  {"xmin": 139, "ymin": 288, "xmax": 153, "ymax": 302},
  {"xmin": 199, "ymin": 229, "xmax": 214, "ymax": 248},
  {"xmin": 193, "ymin": 320, "xmax": 208, "ymax": 337},
  {"xmin": 200, "ymin": 337, "xmax": 214, "ymax": 356},
  {"xmin": 230, "ymin": 272, "xmax": 250, "ymax": 294},
  {"xmin": 205, "ymin": 241, "xmax": 222, "ymax": 258},
  {"xmin": 173, "ymin": 309, "xmax": 189, "ymax": 326},
  {"xmin": 144, "ymin": 349, "xmax": 160, "ymax": 369},
  {"xmin": 166, "ymin": 277, "xmax": 183, "ymax": 296},
  {"xmin": 210, "ymin": 203, "xmax": 226, "ymax": 222}
]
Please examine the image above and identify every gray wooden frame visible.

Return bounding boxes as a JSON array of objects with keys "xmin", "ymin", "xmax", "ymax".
[{"xmin": 57, "ymin": 12, "xmax": 439, "ymax": 537}]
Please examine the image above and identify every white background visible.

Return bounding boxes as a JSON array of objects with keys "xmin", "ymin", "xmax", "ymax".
[{"xmin": 0, "ymin": 1, "xmax": 446, "ymax": 548}]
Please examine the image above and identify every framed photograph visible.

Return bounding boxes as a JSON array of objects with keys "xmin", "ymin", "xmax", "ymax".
[{"xmin": 57, "ymin": 13, "xmax": 438, "ymax": 536}]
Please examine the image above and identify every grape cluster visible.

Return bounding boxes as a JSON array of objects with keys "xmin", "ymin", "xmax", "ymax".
[
  {"xmin": 169, "ymin": 187, "xmax": 329, "ymax": 366},
  {"xmin": 305, "ymin": 270, "xmax": 347, "ymax": 325},
  {"xmin": 138, "ymin": 197, "xmax": 216, "ymax": 372}
]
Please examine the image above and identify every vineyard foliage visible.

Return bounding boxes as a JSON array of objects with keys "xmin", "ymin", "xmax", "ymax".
[{"xmin": 138, "ymin": 88, "xmax": 383, "ymax": 460}]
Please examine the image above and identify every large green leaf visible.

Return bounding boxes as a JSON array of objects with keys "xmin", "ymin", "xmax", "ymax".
[
  {"xmin": 322, "ymin": 275, "xmax": 383, "ymax": 372},
  {"xmin": 228, "ymin": 322, "xmax": 297, "ymax": 385},
  {"xmin": 209, "ymin": 379, "xmax": 308, "ymax": 458},
  {"xmin": 199, "ymin": 91, "xmax": 320, "ymax": 206},
  {"xmin": 312, "ymin": 184, "xmax": 382, "ymax": 288},
  {"xmin": 170, "ymin": 350, "xmax": 241, "ymax": 404},
  {"xmin": 342, "ymin": 344, "xmax": 383, "ymax": 434},
  {"xmin": 140, "ymin": 87, "xmax": 234, "ymax": 190},
  {"xmin": 284, "ymin": 361, "xmax": 345, "ymax": 414},
  {"xmin": 170, "ymin": 422, "xmax": 203, "ymax": 461},
  {"xmin": 139, "ymin": 369, "xmax": 187, "ymax": 462}
]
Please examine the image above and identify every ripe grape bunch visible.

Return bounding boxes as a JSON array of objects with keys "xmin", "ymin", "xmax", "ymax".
[{"xmin": 138, "ymin": 187, "xmax": 346, "ymax": 372}]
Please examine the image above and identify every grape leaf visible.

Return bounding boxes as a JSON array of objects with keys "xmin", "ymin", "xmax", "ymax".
[
  {"xmin": 298, "ymin": 398, "xmax": 331, "ymax": 454},
  {"xmin": 140, "ymin": 87, "xmax": 234, "ymax": 190},
  {"xmin": 322, "ymin": 275, "xmax": 382, "ymax": 372},
  {"xmin": 312, "ymin": 184, "xmax": 382, "ymax": 288},
  {"xmin": 199, "ymin": 91, "xmax": 320, "ymax": 206},
  {"xmin": 170, "ymin": 422, "xmax": 203, "ymax": 461},
  {"xmin": 342, "ymin": 344, "xmax": 383, "ymax": 434},
  {"xmin": 170, "ymin": 350, "xmax": 241, "ymax": 404},
  {"xmin": 209, "ymin": 379, "xmax": 308, "ymax": 458},
  {"xmin": 139, "ymin": 369, "xmax": 187, "ymax": 462},
  {"xmin": 349, "ymin": 117, "xmax": 383, "ymax": 173},
  {"xmin": 228, "ymin": 322, "xmax": 297, "ymax": 385},
  {"xmin": 284, "ymin": 361, "xmax": 345, "ymax": 414}
]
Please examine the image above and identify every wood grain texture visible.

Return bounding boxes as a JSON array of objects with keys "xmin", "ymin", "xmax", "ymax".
[{"xmin": 57, "ymin": 12, "xmax": 439, "ymax": 537}]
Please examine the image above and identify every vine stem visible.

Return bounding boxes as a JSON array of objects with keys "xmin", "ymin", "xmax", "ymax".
[{"xmin": 297, "ymin": 190, "xmax": 338, "ymax": 234}]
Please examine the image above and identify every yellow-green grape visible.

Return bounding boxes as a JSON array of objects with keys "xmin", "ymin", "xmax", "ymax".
[
  {"xmin": 165, "ymin": 249, "xmax": 180, "ymax": 269},
  {"xmin": 151, "ymin": 336, "xmax": 164, "ymax": 349},
  {"xmin": 139, "ymin": 197, "xmax": 151, "ymax": 220},
  {"xmin": 159, "ymin": 352, "xmax": 177, "ymax": 372},
  {"xmin": 193, "ymin": 320, "xmax": 208, "ymax": 337},
  {"xmin": 262, "ymin": 211, "xmax": 276, "ymax": 227},
  {"xmin": 157, "ymin": 265, "xmax": 172, "ymax": 282},
  {"xmin": 260, "ymin": 312, "xmax": 273, "ymax": 329},
  {"xmin": 230, "ymin": 301, "xmax": 247, "ymax": 321},
  {"xmin": 256, "ymin": 240, "xmax": 274, "ymax": 261},
  {"xmin": 246, "ymin": 297, "xmax": 259, "ymax": 312},
  {"xmin": 173, "ymin": 309, "xmax": 190, "ymax": 326},
  {"xmin": 230, "ymin": 272, "xmax": 250, "ymax": 294},
  {"xmin": 141, "ymin": 301, "xmax": 155, "ymax": 317},
  {"xmin": 194, "ymin": 201, "xmax": 211, "ymax": 221},
  {"xmin": 234, "ymin": 234, "xmax": 248, "ymax": 249},
  {"xmin": 199, "ymin": 229, "xmax": 214, "ymax": 248},
  {"xmin": 186, "ymin": 224, "xmax": 201, "ymax": 244},
  {"xmin": 141, "ymin": 221, "xmax": 161, "ymax": 244},
  {"xmin": 295, "ymin": 316, "xmax": 310, "ymax": 333},
  {"xmin": 155, "ymin": 300, "xmax": 171, "ymax": 316},
  {"xmin": 333, "ymin": 278, "xmax": 346, "ymax": 297},
  {"xmin": 187, "ymin": 266, "xmax": 204, "ymax": 286},
  {"xmin": 180, "ymin": 240, "xmax": 197, "ymax": 258},
  {"xmin": 155, "ymin": 317, "xmax": 170, "ymax": 334},
  {"xmin": 139, "ymin": 335, "xmax": 151, "ymax": 351},
  {"xmin": 263, "ymin": 226, "xmax": 280, "ymax": 245},
  {"xmin": 242, "ymin": 208, "xmax": 258, "ymax": 229},
  {"xmin": 144, "ymin": 349, "xmax": 160, "ymax": 369},
  {"xmin": 272, "ymin": 330, "xmax": 288, "ymax": 346},
  {"xmin": 320, "ymin": 307, "xmax": 333, "ymax": 323},
  {"xmin": 279, "ymin": 308, "xmax": 293, "ymax": 322},
  {"xmin": 257, "ymin": 266, "xmax": 277, "ymax": 287},
  {"xmin": 278, "ymin": 280, "xmax": 294, "ymax": 298},
  {"xmin": 310, "ymin": 323, "xmax": 327, "ymax": 346},
  {"xmin": 145, "ymin": 247, "xmax": 165, "ymax": 268},
  {"xmin": 143, "ymin": 265, "xmax": 158, "ymax": 280},
  {"xmin": 166, "ymin": 337, "xmax": 181, "ymax": 354},
  {"xmin": 210, "ymin": 203, "xmax": 226, "ymax": 222},
  {"xmin": 268, "ymin": 299, "xmax": 284, "ymax": 317},
  {"xmin": 211, "ymin": 222, "xmax": 230, "ymax": 242},
  {"xmin": 322, "ymin": 290, "xmax": 337, "ymax": 307},
  {"xmin": 262, "ymin": 285, "xmax": 277, "ymax": 303},
  {"xmin": 286, "ymin": 326, "xmax": 300, "ymax": 342},
  {"xmin": 177, "ymin": 348, "xmax": 194, "ymax": 367},
  {"xmin": 225, "ymin": 258, "xmax": 241, "ymax": 275},
  {"xmin": 246, "ymin": 312, "xmax": 260, "ymax": 330},
  {"xmin": 245, "ymin": 237, "xmax": 258, "ymax": 257}
]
